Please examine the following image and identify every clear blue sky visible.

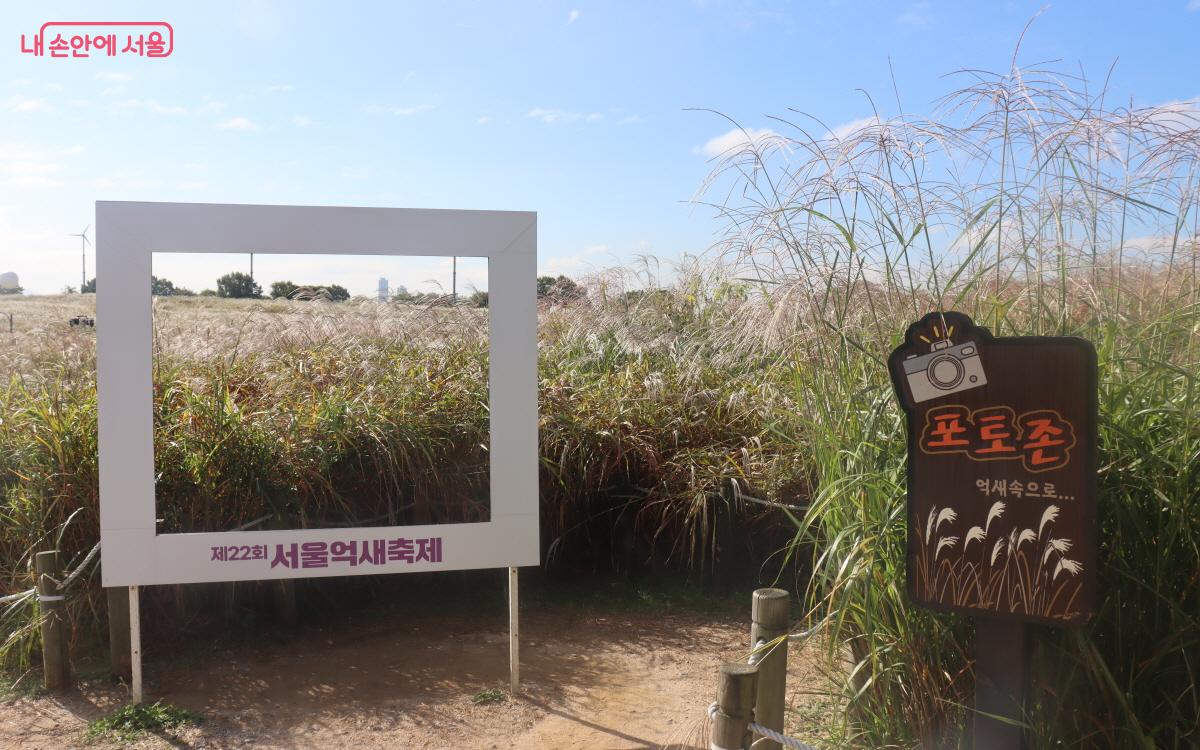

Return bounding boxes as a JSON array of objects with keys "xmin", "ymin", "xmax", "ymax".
[{"xmin": 2, "ymin": 1, "xmax": 1197, "ymax": 295}]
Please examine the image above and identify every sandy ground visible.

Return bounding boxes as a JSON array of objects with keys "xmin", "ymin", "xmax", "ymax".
[{"xmin": 0, "ymin": 598, "xmax": 827, "ymax": 749}]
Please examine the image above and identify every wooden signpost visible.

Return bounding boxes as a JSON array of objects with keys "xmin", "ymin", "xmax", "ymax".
[{"xmin": 889, "ymin": 311, "xmax": 1097, "ymax": 748}]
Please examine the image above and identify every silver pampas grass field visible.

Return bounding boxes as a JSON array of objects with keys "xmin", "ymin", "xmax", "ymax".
[{"xmin": 1, "ymin": 44, "xmax": 1197, "ymax": 748}]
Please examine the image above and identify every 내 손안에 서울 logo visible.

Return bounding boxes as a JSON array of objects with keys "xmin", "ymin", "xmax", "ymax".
[
  {"xmin": 20, "ymin": 22, "xmax": 173, "ymax": 58},
  {"xmin": 888, "ymin": 311, "xmax": 1097, "ymax": 627}
]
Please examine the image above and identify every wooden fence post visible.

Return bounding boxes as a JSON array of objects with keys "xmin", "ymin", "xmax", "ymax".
[
  {"xmin": 750, "ymin": 588, "xmax": 790, "ymax": 750},
  {"xmin": 35, "ymin": 551, "xmax": 70, "ymax": 691},
  {"xmin": 106, "ymin": 586, "xmax": 132, "ymax": 681},
  {"xmin": 712, "ymin": 662, "xmax": 758, "ymax": 750}
]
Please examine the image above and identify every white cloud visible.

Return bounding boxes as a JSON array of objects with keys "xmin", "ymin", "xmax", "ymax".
[
  {"xmin": 2, "ymin": 161, "xmax": 61, "ymax": 176},
  {"xmin": 265, "ymin": 83, "xmax": 293, "ymax": 92},
  {"xmin": 6, "ymin": 94, "xmax": 51, "ymax": 113},
  {"xmin": 44, "ymin": 83, "xmax": 64, "ymax": 92},
  {"xmin": 148, "ymin": 100, "xmax": 187, "ymax": 115},
  {"xmin": 896, "ymin": 2, "xmax": 932, "ymax": 29},
  {"xmin": 1144, "ymin": 98, "xmax": 1200, "ymax": 132},
  {"xmin": 1189, "ymin": 0, "xmax": 1200, "ymax": 11},
  {"xmin": 112, "ymin": 98, "xmax": 187, "ymax": 115},
  {"xmin": 0, "ymin": 143, "xmax": 74, "ymax": 189},
  {"xmin": 9, "ymin": 78, "xmax": 32, "ymax": 87},
  {"xmin": 363, "ymin": 103, "xmax": 434, "ymax": 116},
  {"xmin": 697, "ymin": 127, "xmax": 780, "ymax": 158},
  {"xmin": 827, "ymin": 115, "xmax": 882, "ymax": 140},
  {"xmin": 216, "ymin": 116, "xmax": 260, "ymax": 131},
  {"xmin": 527, "ymin": 107, "xmax": 603, "ymax": 124},
  {"xmin": 198, "ymin": 99, "xmax": 227, "ymax": 113},
  {"xmin": 100, "ymin": 86, "xmax": 125, "ymax": 97},
  {"xmin": 618, "ymin": 114, "xmax": 645, "ymax": 125},
  {"xmin": 95, "ymin": 72, "xmax": 133, "ymax": 82},
  {"xmin": 292, "ymin": 114, "xmax": 313, "ymax": 127},
  {"xmin": 568, "ymin": 9, "xmax": 580, "ymax": 23},
  {"xmin": 476, "ymin": 116, "xmax": 491, "ymax": 125},
  {"xmin": 1, "ymin": 159, "xmax": 63, "ymax": 188},
  {"xmin": 541, "ymin": 244, "xmax": 610, "ymax": 275},
  {"xmin": 1114, "ymin": 234, "xmax": 1197, "ymax": 265}
]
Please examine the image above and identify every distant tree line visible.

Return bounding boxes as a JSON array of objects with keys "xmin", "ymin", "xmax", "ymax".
[
  {"xmin": 61, "ymin": 273, "xmax": 585, "ymax": 305},
  {"xmin": 78, "ymin": 276, "xmax": 196, "ymax": 296},
  {"xmin": 537, "ymin": 275, "xmax": 585, "ymax": 302},
  {"xmin": 392, "ymin": 289, "xmax": 454, "ymax": 305},
  {"xmin": 268, "ymin": 279, "xmax": 350, "ymax": 301},
  {"xmin": 217, "ymin": 272, "xmax": 261, "ymax": 298},
  {"xmin": 392, "ymin": 290, "xmax": 490, "ymax": 307},
  {"xmin": 387, "ymin": 276, "xmax": 584, "ymax": 309},
  {"xmin": 73, "ymin": 273, "xmax": 351, "ymax": 300}
]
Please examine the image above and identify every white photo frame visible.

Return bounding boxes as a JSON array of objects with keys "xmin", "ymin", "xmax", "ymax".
[{"xmin": 97, "ymin": 201, "xmax": 539, "ymax": 586}]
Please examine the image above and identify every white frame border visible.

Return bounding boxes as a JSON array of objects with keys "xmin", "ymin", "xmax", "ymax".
[{"xmin": 97, "ymin": 201, "xmax": 538, "ymax": 586}]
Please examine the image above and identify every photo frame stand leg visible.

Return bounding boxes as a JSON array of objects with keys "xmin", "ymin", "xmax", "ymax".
[
  {"xmin": 508, "ymin": 566, "xmax": 519, "ymax": 694},
  {"xmin": 972, "ymin": 617, "xmax": 1027, "ymax": 749},
  {"xmin": 129, "ymin": 585, "xmax": 143, "ymax": 704}
]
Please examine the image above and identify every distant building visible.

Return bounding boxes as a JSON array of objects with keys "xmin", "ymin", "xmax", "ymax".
[
  {"xmin": 0, "ymin": 271, "xmax": 18, "ymax": 291},
  {"xmin": 377, "ymin": 277, "xmax": 389, "ymax": 302}
]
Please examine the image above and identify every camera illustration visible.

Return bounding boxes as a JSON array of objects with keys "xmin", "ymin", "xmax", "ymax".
[{"xmin": 902, "ymin": 338, "xmax": 987, "ymax": 403}]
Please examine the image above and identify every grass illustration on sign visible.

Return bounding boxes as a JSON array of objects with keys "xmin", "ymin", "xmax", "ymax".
[{"xmin": 913, "ymin": 502, "xmax": 1084, "ymax": 620}]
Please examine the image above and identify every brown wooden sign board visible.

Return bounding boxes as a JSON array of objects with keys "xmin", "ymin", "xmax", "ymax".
[{"xmin": 889, "ymin": 311, "xmax": 1097, "ymax": 627}]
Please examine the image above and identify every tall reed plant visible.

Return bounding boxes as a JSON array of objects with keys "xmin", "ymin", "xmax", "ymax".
[{"xmin": 699, "ymin": 35, "xmax": 1199, "ymax": 747}]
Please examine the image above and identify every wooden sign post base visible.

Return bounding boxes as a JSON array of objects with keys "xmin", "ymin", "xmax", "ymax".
[{"xmin": 972, "ymin": 618, "xmax": 1027, "ymax": 749}]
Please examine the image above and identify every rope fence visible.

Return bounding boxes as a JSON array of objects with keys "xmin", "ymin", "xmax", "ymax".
[
  {"xmin": 708, "ymin": 588, "xmax": 828, "ymax": 750},
  {"xmin": 0, "ymin": 511, "xmax": 291, "ymax": 607},
  {"xmin": 707, "ymin": 702, "xmax": 822, "ymax": 750},
  {"xmin": 0, "ymin": 540, "xmax": 101, "ymax": 606}
]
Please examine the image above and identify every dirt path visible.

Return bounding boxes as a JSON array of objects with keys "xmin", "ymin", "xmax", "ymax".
[{"xmin": 0, "ymin": 599, "xmax": 824, "ymax": 749}]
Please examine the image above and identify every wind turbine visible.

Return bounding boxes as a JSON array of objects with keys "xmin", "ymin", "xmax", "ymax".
[{"xmin": 69, "ymin": 225, "xmax": 91, "ymax": 292}]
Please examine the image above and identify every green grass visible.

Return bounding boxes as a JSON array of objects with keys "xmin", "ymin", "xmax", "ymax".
[
  {"xmin": 86, "ymin": 701, "xmax": 201, "ymax": 741},
  {"xmin": 0, "ymin": 669, "xmax": 47, "ymax": 699},
  {"xmin": 471, "ymin": 687, "xmax": 507, "ymax": 705}
]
